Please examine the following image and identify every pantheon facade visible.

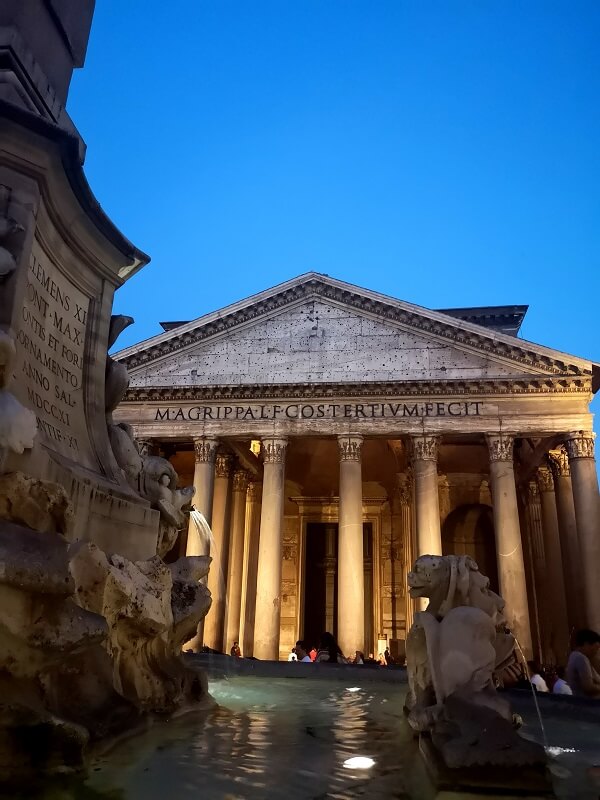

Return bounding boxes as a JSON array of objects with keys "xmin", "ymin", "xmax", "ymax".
[{"xmin": 114, "ymin": 274, "xmax": 600, "ymax": 662}]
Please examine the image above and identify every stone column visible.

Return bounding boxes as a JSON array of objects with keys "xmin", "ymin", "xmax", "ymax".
[
  {"xmin": 565, "ymin": 432, "xmax": 600, "ymax": 632},
  {"xmin": 241, "ymin": 480, "xmax": 262, "ymax": 658},
  {"xmin": 184, "ymin": 437, "xmax": 218, "ymax": 652},
  {"xmin": 204, "ymin": 453, "xmax": 233, "ymax": 652},
  {"xmin": 224, "ymin": 469, "xmax": 249, "ymax": 654},
  {"xmin": 322, "ymin": 524, "xmax": 337, "ymax": 634},
  {"xmin": 411, "ymin": 436, "xmax": 442, "ymax": 556},
  {"xmin": 486, "ymin": 434, "xmax": 533, "ymax": 658},
  {"xmin": 549, "ymin": 447, "xmax": 583, "ymax": 630},
  {"xmin": 525, "ymin": 480, "xmax": 549, "ymax": 662},
  {"xmin": 186, "ymin": 437, "xmax": 218, "ymax": 554},
  {"xmin": 337, "ymin": 434, "xmax": 365, "ymax": 657},
  {"xmin": 537, "ymin": 464, "xmax": 570, "ymax": 663},
  {"xmin": 254, "ymin": 438, "xmax": 287, "ymax": 660},
  {"xmin": 398, "ymin": 473, "xmax": 416, "ymax": 635}
]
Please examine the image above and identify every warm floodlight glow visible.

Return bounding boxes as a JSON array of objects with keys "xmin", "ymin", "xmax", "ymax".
[
  {"xmin": 250, "ymin": 440, "xmax": 261, "ymax": 456},
  {"xmin": 345, "ymin": 687, "xmax": 361, "ymax": 692},
  {"xmin": 343, "ymin": 756, "xmax": 375, "ymax": 770}
]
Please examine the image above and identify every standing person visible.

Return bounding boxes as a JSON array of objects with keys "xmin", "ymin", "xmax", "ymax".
[
  {"xmin": 287, "ymin": 647, "xmax": 297, "ymax": 662},
  {"xmin": 295, "ymin": 641, "xmax": 312, "ymax": 663},
  {"xmin": 316, "ymin": 632, "xmax": 346, "ymax": 663},
  {"xmin": 551, "ymin": 666, "xmax": 573, "ymax": 696},
  {"xmin": 527, "ymin": 661, "xmax": 549, "ymax": 692},
  {"xmin": 566, "ymin": 629, "xmax": 600, "ymax": 698},
  {"xmin": 309, "ymin": 646, "xmax": 317, "ymax": 662},
  {"xmin": 230, "ymin": 641, "xmax": 241, "ymax": 658}
]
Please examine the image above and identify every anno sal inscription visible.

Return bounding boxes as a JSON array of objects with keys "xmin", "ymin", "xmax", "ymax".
[{"xmin": 12, "ymin": 243, "xmax": 95, "ymax": 467}]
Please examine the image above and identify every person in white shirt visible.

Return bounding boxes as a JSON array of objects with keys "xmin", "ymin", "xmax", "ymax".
[
  {"xmin": 551, "ymin": 666, "xmax": 573, "ymax": 696},
  {"xmin": 566, "ymin": 629, "xmax": 600, "ymax": 698},
  {"xmin": 527, "ymin": 661, "xmax": 549, "ymax": 692},
  {"xmin": 287, "ymin": 648, "xmax": 297, "ymax": 662}
]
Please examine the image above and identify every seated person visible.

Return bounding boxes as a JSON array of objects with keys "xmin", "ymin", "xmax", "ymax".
[{"xmin": 567, "ymin": 629, "xmax": 600, "ymax": 698}]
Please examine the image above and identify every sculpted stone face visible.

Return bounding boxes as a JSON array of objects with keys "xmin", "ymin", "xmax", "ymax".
[{"xmin": 407, "ymin": 555, "xmax": 449, "ymax": 599}]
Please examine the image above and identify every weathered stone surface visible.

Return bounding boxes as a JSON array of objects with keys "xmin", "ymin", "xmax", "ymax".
[
  {"xmin": 0, "ymin": 472, "xmax": 73, "ymax": 535},
  {"xmin": 405, "ymin": 554, "xmax": 546, "ymax": 773}
]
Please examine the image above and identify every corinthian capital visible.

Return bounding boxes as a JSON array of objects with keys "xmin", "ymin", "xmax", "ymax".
[
  {"xmin": 548, "ymin": 447, "xmax": 570, "ymax": 478},
  {"xmin": 565, "ymin": 431, "xmax": 596, "ymax": 461},
  {"xmin": 486, "ymin": 433, "xmax": 514, "ymax": 463},
  {"xmin": 232, "ymin": 469, "xmax": 249, "ymax": 492},
  {"xmin": 537, "ymin": 465, "xmax": 554, "ymax": 493},
  {"xmin": 193, "ymin": 437, "xmax": 218, "ymax": 464},
  {"xmin": 411, "ymin": 435, "xmax": 439, "ymax": 462},
  {"xmin": 527, "ymin": 480, "xmax": 540, "ymax": 503},
  {"xmin": 262, "ymin": 437, "xmax": 287, "ymax": 464},
  {"xmin": 215, "ymin": 453, "xmax": 233, "ymax": 477},
  {"xmin": 337, "ymin": 434, "xmax": 363, "ymax": 462}
]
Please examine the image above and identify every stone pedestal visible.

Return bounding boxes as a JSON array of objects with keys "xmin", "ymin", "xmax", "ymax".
[
  {"xmin": 224, "ymin": 469, "xmax": 249, "ymax": 653},
  {"xmin": 337, "ymin": 435, "xmax": 365, "ymax": 656},
  {"xmin": 486, "ymin": 434, "xmax": 532, "ymax": 658},
  {"xmin": 254, "ymin": 438, "xmax": 287, "ymax": 660},
  {"xmin": 204, "ymin": 453, "xmax": 233, "ymax": 651},
  {"xmin": 565, "ymin": 432, "xmax": 600, "ymax": 632}
]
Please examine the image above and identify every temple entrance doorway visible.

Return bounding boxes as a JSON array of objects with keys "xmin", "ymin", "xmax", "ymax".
[
  {"xmin": 302, "ymin": 522, "xmax": 374, "ymax": 654},
  {"xmin": 441, "ymin": 504, "xmax": 499, "ymax": 593}
]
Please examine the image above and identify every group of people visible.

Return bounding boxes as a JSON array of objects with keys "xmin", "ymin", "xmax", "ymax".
[
  {"xmin": 526, "ymin": 629, "xmax": 600, "ymax": 698},
  {"xmin": 286, "ymin": 633, "xmax": 404, "ymax": 665}
]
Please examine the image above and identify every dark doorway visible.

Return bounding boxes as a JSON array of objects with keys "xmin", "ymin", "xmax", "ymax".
[
  {"xmin": 303, "ymin": 523, "xmax": 338, "ymax": 648},
  {"xmin": 441, "ymin": 504, "xmax": 498, "ymax": 593}
]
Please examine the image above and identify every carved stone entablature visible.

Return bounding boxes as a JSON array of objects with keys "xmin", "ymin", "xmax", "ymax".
[
  {"xmin": 262, "ymin": 437, "xmax": 287, "ymax": 464},
  {"xmin": 123, "ymin": 376, "xmax": 593, "ymax": 403},
  {"xmin": 396, "ymin": 473, "xmax": 413, "ymax": 505},
  {"xmin": 282, "ymin": 545, "xmax": 297, "ymax": 563},
  {"xmin": 215, "ymin": 453, "xmax": 233, "ymax": 478},
  {"xmin": 565, "ymin": 431, "xmax": 596, "ymax": 461},
  {"xmin": 232, "ymin": 469, "xmax": 249, "ymax": 493},
  {"xmin": 548, "ymin": 447, "xmax": 570, "ymax": 478},
  {"xmin": 118, "ymin": 277, "xmax": 589, "ymax": 378},
  {"xmin": 537, "ymin": 465, "xmax": 554, "ymax": 493},
  {"xmin": 411, "ymin": 435, "xmax": 439, "ymax": 462},
  {"xmin": 193, "ymin": 437, "xmax": 218, "ymax": 464},
  {"xmin": 338, "ymin": 434, "xmax": 363, "ymax": 462},
  {"xmin": 486, "ymin": 434, "xmax": 514, "ymax": 463}
]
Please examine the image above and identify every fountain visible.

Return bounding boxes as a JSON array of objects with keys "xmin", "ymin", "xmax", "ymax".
[
  {"xmin": 405, "ymin": 554, "xmax": 554, "ymax": 797},
  {"xmin": 0, "ymin": 1, "xmax": 212, "ymax": 787}
]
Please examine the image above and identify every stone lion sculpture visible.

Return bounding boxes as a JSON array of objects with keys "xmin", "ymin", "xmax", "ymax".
[{"xmin": 405, "ymin": 555, "xmax": 544, "ymax": 773}]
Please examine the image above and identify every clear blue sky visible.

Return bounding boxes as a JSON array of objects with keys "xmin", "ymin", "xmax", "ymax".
[{"xmin": 69, "ymin": 1, "xmax": 599, "ymax": 392}]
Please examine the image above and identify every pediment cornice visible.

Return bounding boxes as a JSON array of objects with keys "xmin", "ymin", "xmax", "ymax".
[
  {"xmin": 117, "ymin": 277, "xmax": 590, "ymax": 378},
  {"xmin": 123, "ymin": 376, "xmax": 591, "ymax": 403}
]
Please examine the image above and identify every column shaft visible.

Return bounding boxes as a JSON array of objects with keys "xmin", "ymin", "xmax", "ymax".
[
  {"xmin": 184, "ymin": 437, "xmax": 218, "ymax": 652},
  {"xmin": 566, "ymin": 432, "xmax": 600, "ymax": 632},
  {"xmin": 204, "ymin": 453, "xmax": 233, "ymax": 651},
  {"xmin": 241, "ymin": 481, "xmax": 262, "ymax": 658},
  {"xmin": 537, "ymin": 465, "xmax": 570, "ymax": 663},
  {"xmin": 398, "ymin": 473, "xmax": 416, "ymax": 636},
  {"xmin": 411, "ymin": 436, "xmax": 442, "ymax": 556},
  {"xmin": 337, "ymin": 435, "xmax": 365, "ymax": 656},
  {"xmin": 224, "ymin": 470, "xmax": 249, "ymax": 653},
  {"xmin": 525, "ymin": 481, "xmax": 550, "ymax": 662},
  {"xmin": 487, "ymin": 434, "xmax": 533, "ymax": 658},
  {"xmin": 254, "ymin": 439, "xmax": 287, "ymax": 660},
  {"xmin": 549, "ymin": 447, "xmax": 583, "ymax": 630}
]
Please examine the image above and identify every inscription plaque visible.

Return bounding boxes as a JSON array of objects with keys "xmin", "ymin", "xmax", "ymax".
[{"xmin": 12, "ymin": 241, "xmax": 96, "ymax": 467}]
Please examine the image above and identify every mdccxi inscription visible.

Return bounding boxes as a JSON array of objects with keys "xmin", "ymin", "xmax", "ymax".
[
  {"xmin": 13, "ymin": 246, "xmax": 91, "ymax": 461},
  {"xmin": 154, "ymin": 401, "xmax": 484, "ymax": 422}
]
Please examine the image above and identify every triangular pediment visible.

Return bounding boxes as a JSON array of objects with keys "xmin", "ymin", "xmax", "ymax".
[{"xmin": 116, "ymin": 273, "xmax": 592, "ymax": 390}]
